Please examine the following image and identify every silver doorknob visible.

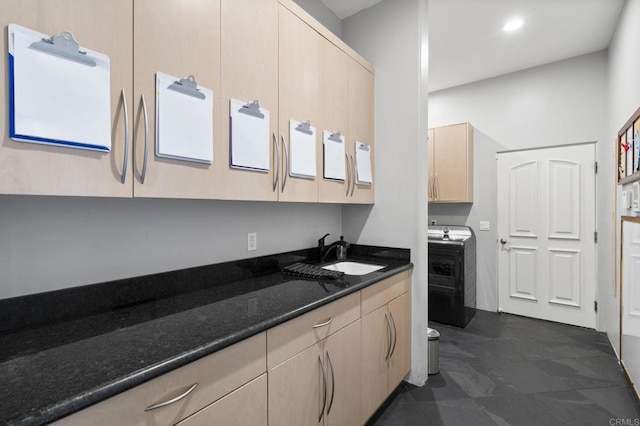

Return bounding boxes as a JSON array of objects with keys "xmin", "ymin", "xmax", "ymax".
[{"xmin": 500, "ymin": 239, "xmax": 507, "ymax": 244}]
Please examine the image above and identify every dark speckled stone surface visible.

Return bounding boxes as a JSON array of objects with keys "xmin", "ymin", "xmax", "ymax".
[{"xmin": 0, "ymin": 245, "xmax": 411, "ymax": 425}]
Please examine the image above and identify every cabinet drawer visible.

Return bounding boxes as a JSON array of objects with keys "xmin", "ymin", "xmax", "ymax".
[
  {"xmin": 55, "ymin": 332, "xmax": 266, "ymax": 426},
  {"xmin": 267, "ymin": 292, "xmax": 360, "ymax": 369},
  {"xmin": 361, "ymin": 270, "xmax": 411, "ymax": 316},
  {"xmin": 176, "ymin": 374, "xmax": 267, "ymax": 426}
]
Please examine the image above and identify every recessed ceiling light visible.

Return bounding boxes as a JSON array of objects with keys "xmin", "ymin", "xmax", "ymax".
[{"xmin": 503, "ymin": 17, "xmax": 524, "ymax": 32}]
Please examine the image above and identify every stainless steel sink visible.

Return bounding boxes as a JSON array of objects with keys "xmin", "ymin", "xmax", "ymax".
[{"xmin": 322, "ymin": 261, "xmax": 384, "ymax": 276}]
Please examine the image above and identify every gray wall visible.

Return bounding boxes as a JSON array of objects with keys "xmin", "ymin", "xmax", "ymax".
[
  {"xmin": 342, "ymin": 0, "xmax": 429, "ymax": 386},
  {"xmin": 608, "ymin": 0, "xmax": 640, "ymax": 356},
  {"xmin": 293, "ymin": 0, "xmax": 343, "ymax": 38},
  {"xmin": 428, "ymin": 51, "xmax": 610, "ymax": 331},
  {"xmin": 0, "ymin": 196, "xmax": 341, "ymax": 299}
]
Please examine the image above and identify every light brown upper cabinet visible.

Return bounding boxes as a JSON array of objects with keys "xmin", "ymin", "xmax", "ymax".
[
  {"xmin": 348, "ymin": 58, "xmax": 375, "ymax": 204},
  {"xmin": 218, "ymin": 0, "xmax": 279, "ymax": 201},
  {"xmin": 317, "ymin": 34, "xmax": 350, "ymax": 203},
  {"xmin": 133, "ymin": 0, "xmax": 221, "ymax": 199},
  {"xmin": 277, "ymin": 4, "xmax": 321, "ymax": 203},
  {"xmin": 428, "ymin": 122, "xmax": 474, "ymax": 203},
  {"xmin": 0, "ymin": 0, "xmax": 133, "ymax": 197}
]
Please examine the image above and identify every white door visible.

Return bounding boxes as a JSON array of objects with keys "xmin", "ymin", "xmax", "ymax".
[
  {"xmin": 497, "ymin": 143, "xmax": 596, "ymax": 328},
  {"xmin": 622, "ymin": 219, "xmax": 640, "ymax": 397}
]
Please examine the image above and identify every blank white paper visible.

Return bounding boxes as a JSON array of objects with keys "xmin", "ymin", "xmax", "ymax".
[
  {"xmin": 9, "ymin": 24, "xmax": 111, "ymax": 151},
  {"xmin": 289, "ymin": 120, "xmax": 316, "ymax": 179},
  {"xmin": 355, "ymin": 142, "xmax": 373, "ymax": 184},
  {"xmin": 230, "ymin": 98, "xmax": 270, "ymax": 171},
  {"xmin": 156, "ymin": 72, "xmax": 213, "ymax": 164},
  {"xmin": 323, "ymin": 131, "xmax": 345, "ymax": 181}
]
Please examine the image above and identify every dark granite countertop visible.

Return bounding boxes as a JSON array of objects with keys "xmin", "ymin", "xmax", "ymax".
[{"xmin": 0, "ymin": 245, "xmax": 412, "ymax": 425}]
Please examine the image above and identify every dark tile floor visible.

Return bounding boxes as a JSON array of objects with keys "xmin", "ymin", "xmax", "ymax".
[{"xmin": 367, "ymin": 310, "xmax": 640, "ymax": 426}]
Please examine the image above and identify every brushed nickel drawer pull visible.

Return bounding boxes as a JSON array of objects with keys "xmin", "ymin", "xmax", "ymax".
[
  {"xmin": 313, "ymin": 317, "xmax": 333, "ymax": 328},
  {"xmin": 144, "ymin": 382, "xmax": 198, "ymax": 411}
]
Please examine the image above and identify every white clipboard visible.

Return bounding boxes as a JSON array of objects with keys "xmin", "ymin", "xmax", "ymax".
[
  {"xmin": 355, "ymin": 142, "xmax": 373, "ymax": 184},
  {"xmin": 8, "ymin": 24, "xmax": 111, "ymax": 152},
  {"xmin": 289, "ymin": 120, "xmax": 316, "ymax": 179},
  {"xmin": 323, "ymin": 131, "xmax": 345, "ymax": 181},
  {"xmin": 156, "ymin": 72, "xmax": 214, "ymax": 164},
  {"xmin": 230, "ymin": 98, "xmax": 270, "ymax": 172}
]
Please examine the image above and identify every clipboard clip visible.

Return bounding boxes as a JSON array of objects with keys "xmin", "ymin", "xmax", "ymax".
[
  {"xmin": 358, "ymin": 142, "xmax": 370, "ymax": 152},
  {"xmin": 29, "ymin": 30, "xmax": 96, "ymax": 67},
  {"xmin": 328, "ymin": 131, "xmax": 343, "ymax": 143},
  {"xmin": 168, "ymin": 75, "xmax": 206, "ymax": 100},
  {"xmin": 238, "ymin": 100, "xmax": 265, "ymax": 119},
  {"xmin": 295, "ymin": 120, "xmax": 313, "ymax": 135}
]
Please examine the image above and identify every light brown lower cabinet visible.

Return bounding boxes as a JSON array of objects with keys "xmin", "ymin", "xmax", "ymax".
[
  {"xmin": 53, "ymin": 332, "xmax": 266, "ymax": 425},
  {"xmin": 268, "ymin": 319, "xmax": 362, "ymax": 426},
  {"xmin": 361, "ymin": 272, "xmax": 412, "ymax": 423},
  {"xmin": 176, "ymin": 374, "xmax": 267, "ymax": 426},
  {"xmin": 52, "ymin": 271, "xmax": 411, "ymax": 425}
]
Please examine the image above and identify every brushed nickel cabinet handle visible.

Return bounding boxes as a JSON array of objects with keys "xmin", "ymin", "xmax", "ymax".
[
  {"xmin": 272, "ymin": 132, "xmax": 279, "ymax": 192},
  {"xmin": 281, "ymin": 134, "xmax": 289, "ymax": 192},
  {"xmin": 350, "ymin": 154, "xmax": 356, "ymax": 196},
  {"xmin": 326, "ymin": 350, "xmax": 336, "ymax": 415},
  {"xmin": 344, "ymin": 152, "xmax": 351, "ymax": 197},
  {"xmin": 384, "ymin": 313, "xmax": 392, "ymax": 361},
  {"xmin": 313, "ymin": 317, "xmax": 333, "ymax": 328},
  {"xmin": 120, "ymin": 89, "xmax": 129, "ymax": 184},
  {"xmin": 140, "ymin": 93, "xmax": 149, "ymax": 185},
  {"xmin": 144, "ymin": 382, "xmax": 198, "ymax": 411},
  {"xmin": 389, "ymin": 311, "xmax": 398, "ymax": 358},
  {"xmin": 318, "ymin": 354, "xmax": 327, "ymax": 422}
]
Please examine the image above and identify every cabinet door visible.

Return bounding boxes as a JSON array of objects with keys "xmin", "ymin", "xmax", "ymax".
[
  {"xmin": 388, "ymin": 292, "xmax": 411, "ymax": 391},
  {"xmin": 324, "ymin": 320, "xmax": 362, "ymax": 426},
  {"xmin": 347, "ymin": 59, "xmax": 375, "ymax": 204},
  {"xmin": 218, "ymin": 0, "xmax": 279, "ymax": 201},
  {"xmin": 433, "ymin": 123, "xmax": 472, "ymax": 202},
  {"xmin": 268, "ymin": 342, "xmax": 323, "ymax": 426},
  {"xmin": 176, "ymin": 374, "xmax": 267, "ymax": 426},
  {"xmin": 278, "ymin": 5, "xmax": 320, "ymax": 202},
  {"xmin": 0, "ymin": 0, "xmax": 133, "ymax": 197},
  {"xmin": 132, "ymin": 0, "xmax": 220, "ymax": 199},
  {"xmin": 317, "ymin": 38, "xmax": 349, "ymax": 203},
  {"xmin": 361, "ymin": 305, "xmax": 390, "ymax": 423},
  {"xmin": 428, "ymin": 128, "xmax": 435, "ymax": 201}
]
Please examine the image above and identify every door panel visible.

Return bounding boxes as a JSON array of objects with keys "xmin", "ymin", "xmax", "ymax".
[
  {"xmin": 388, "ymin": 292, "xmax": 411, "ymax": 392},
  {"xmin": 278, "ymin": 5, "xmax": 320, "ymax": 202},
  {"xmin": 133, "ymin": 0, "xmax": 221, "ymax": 199},
  {"xmin": 509, "ymin": 161, "xmax": 538, "ymax": 238},
  {"xmin": 510, "ymin": 246, "xmax": 538, "ymax": 301},
  {"xmin": 548, "ymin": 160, "xmax": 580, "ymax": 239},
  {"xmin": 0, "ymin": 0, "xmax": 133, "ymax": 197},
  {"xmin": 218, "ymin": 0, "xmax": 278, "ymax": 201},
  {"xmin": 498, "ymin": 144, "xmax": 596, "ymax": 328},
  {"xmin": 324, "ymin": 320, "xmax": 362, "ymax": 426},
  {"xmin": 268, "ymin": 343, "xmax": 322, "ymax": 426},
  {"xmin": 361, "ymin": 306, "xmax": 389, "ymax": 423},
  {"xmin": 548, "ymin": 249, "xmax": 581, "ymax": 307}
]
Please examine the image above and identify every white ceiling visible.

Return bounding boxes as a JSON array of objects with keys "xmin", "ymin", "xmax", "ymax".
[
  {"xmin": 320, "ymin": 0, "xmax": 382, "ymax": 20},
  {"xmin": 321, "ymin": 0, "xmax": 625, "ymax": 92}
]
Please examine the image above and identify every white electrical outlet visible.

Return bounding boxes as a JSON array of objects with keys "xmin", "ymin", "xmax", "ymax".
[
  {"xmin": 479, "ymin": 221, "xmax": 491, "ymax": 231},
  {"xmin": 248, "ymin": 232, "xmax": 257, "ymax": 251}
]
